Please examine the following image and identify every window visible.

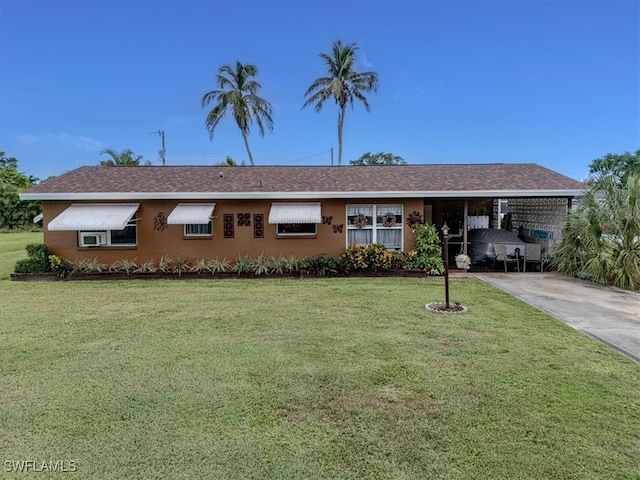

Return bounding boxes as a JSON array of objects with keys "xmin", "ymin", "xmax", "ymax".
[
  {"xmin": 167, "ymin": 203, "xmax": 216, "ymax": 238},
  {"xmin": 78, "ymin": 220, "xmax": 137, "ymax": 247},
  {"xmin": 347, "ymin": 204, "xmax": 403, "ymax": 250},
  {"xmin": 276, "ymin": 223, "xmax": 317, "ymax": 236},
  {"xmin": 184, "ymin": 222, "xmax": 212, "ymax": 236},
  {"xmin": 269, "ymin": 202, "xmax": 321, "ymax": 237}
]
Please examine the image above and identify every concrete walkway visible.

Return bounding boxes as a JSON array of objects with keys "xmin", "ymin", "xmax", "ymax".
[{"xmin": 473, "ymin": 272, "xmax": 640, "ymax": 364}]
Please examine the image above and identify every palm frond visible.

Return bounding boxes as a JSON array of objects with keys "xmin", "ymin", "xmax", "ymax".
[
  {"xmin": 202, "ymin": 61, "xmax": 273, "ymax": 165},
  {"xmin": 302, "ymin": 40, "xmax": 379, "ymax": 164}
]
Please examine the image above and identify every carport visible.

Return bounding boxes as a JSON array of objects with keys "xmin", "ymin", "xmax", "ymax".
[{"xmin": 427, "ymin": 194, "xmax": 579, "ymax": 259}]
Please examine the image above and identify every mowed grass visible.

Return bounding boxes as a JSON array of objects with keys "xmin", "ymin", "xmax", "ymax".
[
  {"xmin": 0, "ymin": 230, "xmax": 43, "ymax": 279},
  {"xmin": 1, "ymin": 233, "xmax": 639, "ymax": 479}
]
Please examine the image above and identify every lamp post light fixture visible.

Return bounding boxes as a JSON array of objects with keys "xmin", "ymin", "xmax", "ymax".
[{"xmin": 441, "ymin": 222, "xmax": 450, "ymax": 309}]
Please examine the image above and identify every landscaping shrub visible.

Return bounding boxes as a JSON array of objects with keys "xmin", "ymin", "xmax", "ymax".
[
  {"xmin": 404, "ymin": 223, "xmax": 444, "ymax": 274},
  {"xmin": 14, "ymin": 257, "xmax": 49, "ymax": 273},
  {"xmin": 25, "ymin": 243, "xmax": 49, "ymax": 262},
  {"xmin": 110, "ymin": 258, "xmax": 138, "ymax": 275},
  {"xmin": 49, "ymin": 255, "xmax": 73, "ymax": 278},
  {"xmin": 158, "ymin": 255, "xmax": 174, "ymax": 273},
  {"xmin": 134, "ymin": 260, "xmax": 157, "ymax": 274},
  {"xmin": 72, "ymin": 257, "xmax": 107, "ymax": 273},
  {"xmin": 206, "ymin": 258, "xmax": 231, "ymax": 274},
  {"xmin": 342, "ymin": 243, "xmax": 395, "ymax": 271},
  {"xmin": 173, "ymin": 258, "xmax": 191, "ymax": 276},
  {"xmin": 232, "ymin": 253, "xmax": 255, "ymax": 275},
  {"xmin": 253, "ymin": 254, "xmax": 272, "ymax": 276},
  {"xmin": 554, "ymin": 173, "xmax": 640, "ymax": 290},
  {"xmin": 13, "ymin": 243, "xmax": 50, "ymax": 273},
  {"xmin": 302, "ymin": 253, "xmax": 340, "ymax": 276}
]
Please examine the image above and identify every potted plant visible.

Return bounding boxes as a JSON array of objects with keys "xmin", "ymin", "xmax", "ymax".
[{"xmin": 455, "ymin": 253, "xmax": 471, "ymax": 270}]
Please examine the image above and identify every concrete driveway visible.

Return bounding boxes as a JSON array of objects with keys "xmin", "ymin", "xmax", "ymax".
[{"xmin": 473, "ymin": 272, "xmax": 640, "ymax": 364}]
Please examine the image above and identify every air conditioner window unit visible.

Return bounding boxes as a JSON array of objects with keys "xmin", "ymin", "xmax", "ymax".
[{"xmin": 80, "ymin": 232, "xmax": 107, "ymax": 247}]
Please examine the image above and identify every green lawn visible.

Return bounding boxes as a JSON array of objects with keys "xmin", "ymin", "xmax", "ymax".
[
  {"xmin": 1, "ymin": 232, "xmax": 639, "ymax": 479},
  {"xmin": 0, "ymin": 230, "xmax": 43, "ymax": 280}
]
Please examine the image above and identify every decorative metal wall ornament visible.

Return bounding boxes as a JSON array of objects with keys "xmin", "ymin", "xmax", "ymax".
[
  {"xmin": 223, "ymin": 214, "xmax": 234, "ymax": 238},
  {"xmin": 253, "ymin": 214, "xmax": 264, "ymax": 238},
  {"xmin": 153, "ymin": 212, "xmax": 168, "ymax": 231},
  {"xmin": 237, "ymin": 213, "xmax": 251, "ymax": 227},
  {"xmin": 406, "ymin": 210, "xmax": 424, "ymax": 227},
  {"xmin": 322, "ymin": 215, "xmax": 333, "ymax": 225},
  {"xmin": 332, "ymin": 224, "xmax": 344, "ymax": 233}
]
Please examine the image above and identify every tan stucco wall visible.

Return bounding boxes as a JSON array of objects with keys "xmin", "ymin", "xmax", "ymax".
[{"xmin": 42, "ymin": 198, "xmax": 423, "ymax": 266}]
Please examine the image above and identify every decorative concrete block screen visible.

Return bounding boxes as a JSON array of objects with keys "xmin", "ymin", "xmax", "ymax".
[{"xmin": 507, "ymin": 197, "xmax": 569, "ymax": 242}]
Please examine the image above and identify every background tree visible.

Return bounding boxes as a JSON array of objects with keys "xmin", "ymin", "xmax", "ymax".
[
  {"xmin": 0, "ymin": 152, "xmax": 18, "ymax": 169},
  {"xmin": 587, "ymin": 150, "xmax": 640, "ymax": 186},
  {"xmin": 99, "ymin": 148, "xmax": 146, "ymax": 166},
  {"xmin": 202, "ymin": 61, "xmax": 274, "ymax": 166},
  {"xmin": 303, "ymin": 40, "xmax": 379, "ymax": 166},
  {"xmin": 554, "ymin": 172, "xmax": 640, "ymax": 290},
  {"xmin": 215, "ymin": 156, "xmax": 245, "ymax": 167},
  {"xmin": 0, "ymin": 152, "xmax": 41, "ymax": 229},
  {"xmin": 349, "ymin": 152, "xmax": 406, "ymax": 166}
]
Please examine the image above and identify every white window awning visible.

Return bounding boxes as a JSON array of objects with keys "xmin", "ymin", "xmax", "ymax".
[
  {"xmin": 48, "ymin": 204, "xmax": 140, "ymax": 231},
  {"xmin": 167, "ymin": 203, "xmax": 216, "ymax": 224},
  {"xmin": 268, "ymin": 202, "xmax": 321, "ymax": 224}
]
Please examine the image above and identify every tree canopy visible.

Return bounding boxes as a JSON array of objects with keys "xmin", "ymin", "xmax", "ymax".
[
  {"xmin": 215, "ymin": 156, "xmax": 245, "ymax": 167},
  {"xmin": 99, "ymin": 148, "xmax": 146, "ymax": 166},
  {"xmin": 587, "ymin": 150, "xmax": 640, "ymax": 186},
  {"xmin": 0, "ymin": 152, "xmax": 41, "ymax": 229},
  {"xmin": 303, "ymin": 40, "xmax": 378, "ymax": 166},
  {"xmin": 349, "ymin": 152, "xmax": 406, "ymax": 166},
  {"xmin": 202, "ymin": 61, "xmax": 274, "ymax": 166}
]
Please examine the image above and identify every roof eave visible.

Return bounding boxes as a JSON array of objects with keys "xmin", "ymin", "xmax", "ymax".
[{"xmin": 20, "ymin": 189, "xmax": 585, "ymax": 201}]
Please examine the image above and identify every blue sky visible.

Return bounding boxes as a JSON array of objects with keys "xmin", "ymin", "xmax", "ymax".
[{"xmin": 1, "ymin": 0, "xmax": 638, "ymax": 181}]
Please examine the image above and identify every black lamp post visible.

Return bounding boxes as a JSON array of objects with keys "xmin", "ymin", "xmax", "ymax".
[{"xmin": 441, "ymin": 222, "xmax": 450, "ymax": 308}]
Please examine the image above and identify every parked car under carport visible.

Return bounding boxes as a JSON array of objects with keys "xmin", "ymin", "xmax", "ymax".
[{"xmin": 468, "ymin": 229, "xmax": 526, "ymax": 264}]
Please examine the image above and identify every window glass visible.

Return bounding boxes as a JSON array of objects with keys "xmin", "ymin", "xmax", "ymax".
[
  {"xmin": 277, "ymin": 223, "xmax": 316, "ymax": 235},
  {"xmin": 376, "ymin": 205, "xmax": 402, "ymax": 226},
  {"xmin": 346, "ymin": 204, "xmax": 402, "ymax": 250},
  {"xmin": 347, "ymin": 205, "xmax": 373, "ymax": 229},
  {"xmin": 110, "ymin": 225, "xmax": 137, "ymax": 245},
  {"xmin": 185, "ymin": 223, "xmax": 212, "ymax": 236}
]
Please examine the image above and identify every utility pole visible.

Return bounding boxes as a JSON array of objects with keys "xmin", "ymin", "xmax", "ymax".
[
  {"xmin": 152, "ymin": 130, "xmax": 166, "ymax": 166},
  {"xmin": 330, "ymin": 147, "xmax": 334, "ymax": 166}
]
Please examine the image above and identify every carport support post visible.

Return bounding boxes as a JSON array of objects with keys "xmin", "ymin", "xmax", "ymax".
[
  {"xmin": 463, "ymin": 201, "xmax": 468, "ymax": 254},
  {"xmin": 442, "ymin": 222, "xmax": 450, "ymax": 308}
]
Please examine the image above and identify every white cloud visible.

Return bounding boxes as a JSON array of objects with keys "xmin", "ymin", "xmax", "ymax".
[
  {"xmin": 14, "ymin": 133, "xmax": 40, "ymax": 145},
  {"xmin": 13, "ymin": 132, "xmax": 108, "ymax": 151},
  {"xmin": 361, "ymin": 52, "xmax": 373, "ymax": 69}
]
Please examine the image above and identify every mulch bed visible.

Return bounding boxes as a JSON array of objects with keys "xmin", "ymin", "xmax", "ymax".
[{"xmin": 425, "ymin": 302, "xmax": 468, "ymax": 314}]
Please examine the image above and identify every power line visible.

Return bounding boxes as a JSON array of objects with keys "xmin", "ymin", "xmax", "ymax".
[{"xmin": 279, "ymin": 149, "xmax": 332, "ymax": 165}]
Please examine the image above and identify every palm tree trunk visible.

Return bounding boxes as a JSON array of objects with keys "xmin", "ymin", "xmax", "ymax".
[
  {"xmin": 241, "ymin": 132, "xmax": 255, "ymax": 166},
  {"xmin": 337, "ymin": 107, "xmax": 345, "ymax": 166}
]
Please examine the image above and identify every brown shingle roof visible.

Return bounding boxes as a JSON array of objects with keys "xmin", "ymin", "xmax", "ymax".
[{"xmin": 21, "ymin": 164, "xmax": 586, "ymax": 199}]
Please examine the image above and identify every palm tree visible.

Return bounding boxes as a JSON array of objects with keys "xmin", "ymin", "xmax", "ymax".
[
  {"xmin": 99, "ymin": 149, "xmax": 144, "ymax": 166},
  {"xmin": 555, "ymin": 173, "xmax": 640, "ymax": 290},
  {"xmin": 303, "ymin": 40, "xmax": 379, "ymax": 166},
  {"xmin": 202, "ymin": 61, "xmax": 273, "ymax": 166}
]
